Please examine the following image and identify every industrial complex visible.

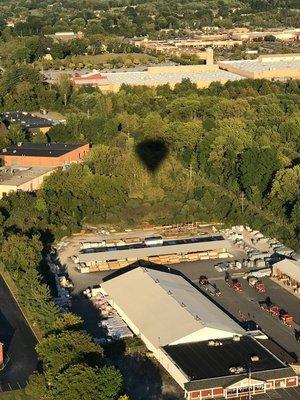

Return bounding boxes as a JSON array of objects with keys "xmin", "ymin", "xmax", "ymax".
[
  {"xmin": 99, "ymin": 265, "xmax": 298, "ymax": 399},
  {"xmin": 71, "ymin": 51, "xmax": 300, "ymax": 92},
  {"xmin": 54, "ymin": 223, "xmax": 300, "ymax": 399}
]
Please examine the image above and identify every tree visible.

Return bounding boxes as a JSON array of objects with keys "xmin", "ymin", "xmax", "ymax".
[
  {"xmin": 25, "ymin": 372, "xmax": 47, "ymax": 399},
  {"xmin": 49, "ymin": 365, "xmax": 122, "ymax": 400},
  {"xmin": 0, "ymin": 234, "xmax": 42, "ymax": 277},
  {"xmin": 270, "ymin": 165, "xmax": 300, "ymax": 204},
  {"xmin": 7, "ymin": 123, "xmax": 25, "ymax": 144},
  {"xmin": 52, "ymin": 313, "xmax": 83, "ymax": 333},
  {"xmin": 239, "ymin": 148, "xmax": 281, "ymax": 196},
  {"xmin": 56, "ymin": 74, "xmax": 73, "ymax": 106},
  {"xmin": 36, "ymin": 331, "xmax": 103, "ymax": 378}
]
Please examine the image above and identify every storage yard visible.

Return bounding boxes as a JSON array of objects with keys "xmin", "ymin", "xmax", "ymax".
[
  {"xmin": 51, "ymin": 224, "xmax": 300, "ymax": 399},
  {"xmin": 75, "ymin": 234, "xmax": 232, "ymax": 272}
]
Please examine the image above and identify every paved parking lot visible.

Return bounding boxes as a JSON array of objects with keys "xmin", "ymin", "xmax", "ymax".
[{"xmin": 0, "ymin": 276, "xmax": 38, "ymax": 390}]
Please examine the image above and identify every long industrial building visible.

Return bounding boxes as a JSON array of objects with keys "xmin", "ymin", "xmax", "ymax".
[
  {"xmin": 219, "ymin": 53, "xmax": 300, "ymax": 80},
  {"xmin": 76, "ymin": 235, "xmax": 231, "ymax": 272},
  {"xmin": 100, "ymin": 265, "xmax": 298, "ymax": 399},
  {"xmin": 73, "ymin": 65, "xmax": 242, "ymax": 92}
]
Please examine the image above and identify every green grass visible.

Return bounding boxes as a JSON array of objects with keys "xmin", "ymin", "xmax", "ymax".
[
  {"xmin": 66, "ymin": 53, "xmax": 157, "ymax": 63},
  {"xmin": 36, "ymin": 52, "xmax": 158, "ymax": 69},
  {"xmin": 0, "ymin": 390, "xmax": 30, "ymax": 400}
]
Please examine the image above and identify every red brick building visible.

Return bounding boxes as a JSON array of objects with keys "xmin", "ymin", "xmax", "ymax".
[{"xmin": 0, "ymin": 143, "xmax": 89, "ymax": 167}]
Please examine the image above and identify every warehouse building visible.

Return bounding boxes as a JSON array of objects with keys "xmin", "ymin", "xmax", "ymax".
[
  {"xmin": 0, "ymin": 143, "xmax": 89, "ymax": 167},
  {"xmin": 72, "ymin": 64, "xmax": 242, "ymax": 92},
  {"xmin": 77, "ymin": 235, "xmax": 231, "ymax": 272},
  {"xmin": 100, "ymin": 265, "xmax": 298, "ymax": 399},
  {"xmin": 219, "ymin": 53, "xmax": 300, "ymax": 80},
  {"xmin": 273, "ymin": 259, "xmax": 300, "ymax": 295},
  {"xmin": 0, "ymin": 166, "xmax": 55, "ymax": 198},
  {"xmin": 0, "ymin": 112, "xmax": 56, "ymax": 133}
]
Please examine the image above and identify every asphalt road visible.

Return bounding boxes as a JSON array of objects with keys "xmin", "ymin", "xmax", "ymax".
[{"xmin": 0, "ymin": 275, "xmax": 38, "ymax": 391}]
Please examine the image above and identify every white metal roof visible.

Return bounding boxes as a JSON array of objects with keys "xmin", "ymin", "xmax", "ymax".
[
  {"xmin": 102, "ymin": 69, "xmax": 242, "ymax": 86},
  {"xmin": 219, "ymin": 59, "xmax": 300, "ymax": 73},
  {"xmin": 78, "ymin": 236, "xmax": 230, "ymax": 264},
  {"xmin": 101, "ymin": 267, "xmax": 244, "ymax": 348},
  {"xmin": 273, "ymin": 259, "xmax": 300, "ymax": 282}
]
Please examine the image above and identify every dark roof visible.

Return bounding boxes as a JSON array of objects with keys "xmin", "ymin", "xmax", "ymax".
[
  {"xmin": 1, "ymin": 143, "xmax": 85, "ymax": 158},
  {"xmin": 163, "ymin": 336, "xmax": 287, "ymax": 383},
  {"xmin": 0, "ymin": 112, "xmax": 55, "ymax": 130},
  {"xmin": 256, "ymin": 338, "xmax": 297, "ymax": 365}
]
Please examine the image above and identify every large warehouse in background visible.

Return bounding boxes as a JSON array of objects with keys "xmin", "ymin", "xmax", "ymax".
[{"xmin": 100, "ymin": 265, "xmax": 298, "ymax": 399}]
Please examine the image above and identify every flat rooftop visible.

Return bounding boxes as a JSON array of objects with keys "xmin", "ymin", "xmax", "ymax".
[
  {"xmin": 163, "ymin": 336, "xmax": 285, "ymax": 381},
  {"xmin": 219, "ymin": 58, "xmax": 300, "ymax": 74},
  {"xmin": 102, "ymin": 69, "xmax": 242, "ymax": 86},
  {"xmin": 0, "ymin": 112, "xmax": 55, "ymax": 129},
  {"xmin": 78, "ymin": 235, "xmax": 229, "ymax": 264},
  {"xmin": 1, "ymin": 143, "xmax": 85, "ymax": 158},
  {"xmin": 0, "ymin": 166, "xmax": 54, "ymax": 186}
]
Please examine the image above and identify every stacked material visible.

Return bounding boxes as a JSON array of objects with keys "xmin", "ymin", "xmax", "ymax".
[{"xmin": 88, "ymin": 291, "xmax": 133, "ymax": 339}]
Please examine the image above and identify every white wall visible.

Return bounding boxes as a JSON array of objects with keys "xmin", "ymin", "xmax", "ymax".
[{"xmin": 170, "ymin": 327, "xmax": 240, "ymax": 345}]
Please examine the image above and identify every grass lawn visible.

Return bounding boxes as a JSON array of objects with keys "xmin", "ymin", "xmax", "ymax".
[
  {"xmin": 36, "ymin": 52, "xmax": 158, "ymax": 69},
  {"xmin": 65, "ymin": 53, "xmax": 157, "ymax": 63},
  {"xmin": 0, "ymin": 390, "xmax": 30, "ymax": 400}
]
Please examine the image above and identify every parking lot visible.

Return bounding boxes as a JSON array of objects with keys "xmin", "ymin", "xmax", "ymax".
[{"xmin": 0, "ymin": 276, "xmax": 38, "ymax": 391}]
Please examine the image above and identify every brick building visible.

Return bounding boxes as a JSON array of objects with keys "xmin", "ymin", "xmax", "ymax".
[{"xmin": 0, "ymin": 143, "xmax": 89, "ymax": 167}]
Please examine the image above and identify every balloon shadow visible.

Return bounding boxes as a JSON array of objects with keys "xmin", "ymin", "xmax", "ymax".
[{"xmin": 135, "ymin": 139, "xmax": 169, "ymax": 173}]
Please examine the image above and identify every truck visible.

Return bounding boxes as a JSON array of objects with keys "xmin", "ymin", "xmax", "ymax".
[
  {"xmin": 199, "ymin": 275, "xmax": 209, "ymax": 285},
  {"xmin": 269, "ymin": 305, "xmax": 280, "ymax": 317},
  {"xmin": 232, "ymin": 279, "xmax": 242, "ymax": 292},
  {"xmin": 204, "ymin": 283, "xmax": 221, "ymax": 297},
  {"xmin": 247, "ymin": 268, "xmax": 271, "ymax": 278},
  {"xmin": 280, "ymin": 313, "xmax": 293, "ymax": 327},
  {"xmin": 248, "ymin": 277, "xmax": 265, "ymax": 293},
  {"xmin": 258, "ymin": 301, "xmax": 279, "ymax": 316}
]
